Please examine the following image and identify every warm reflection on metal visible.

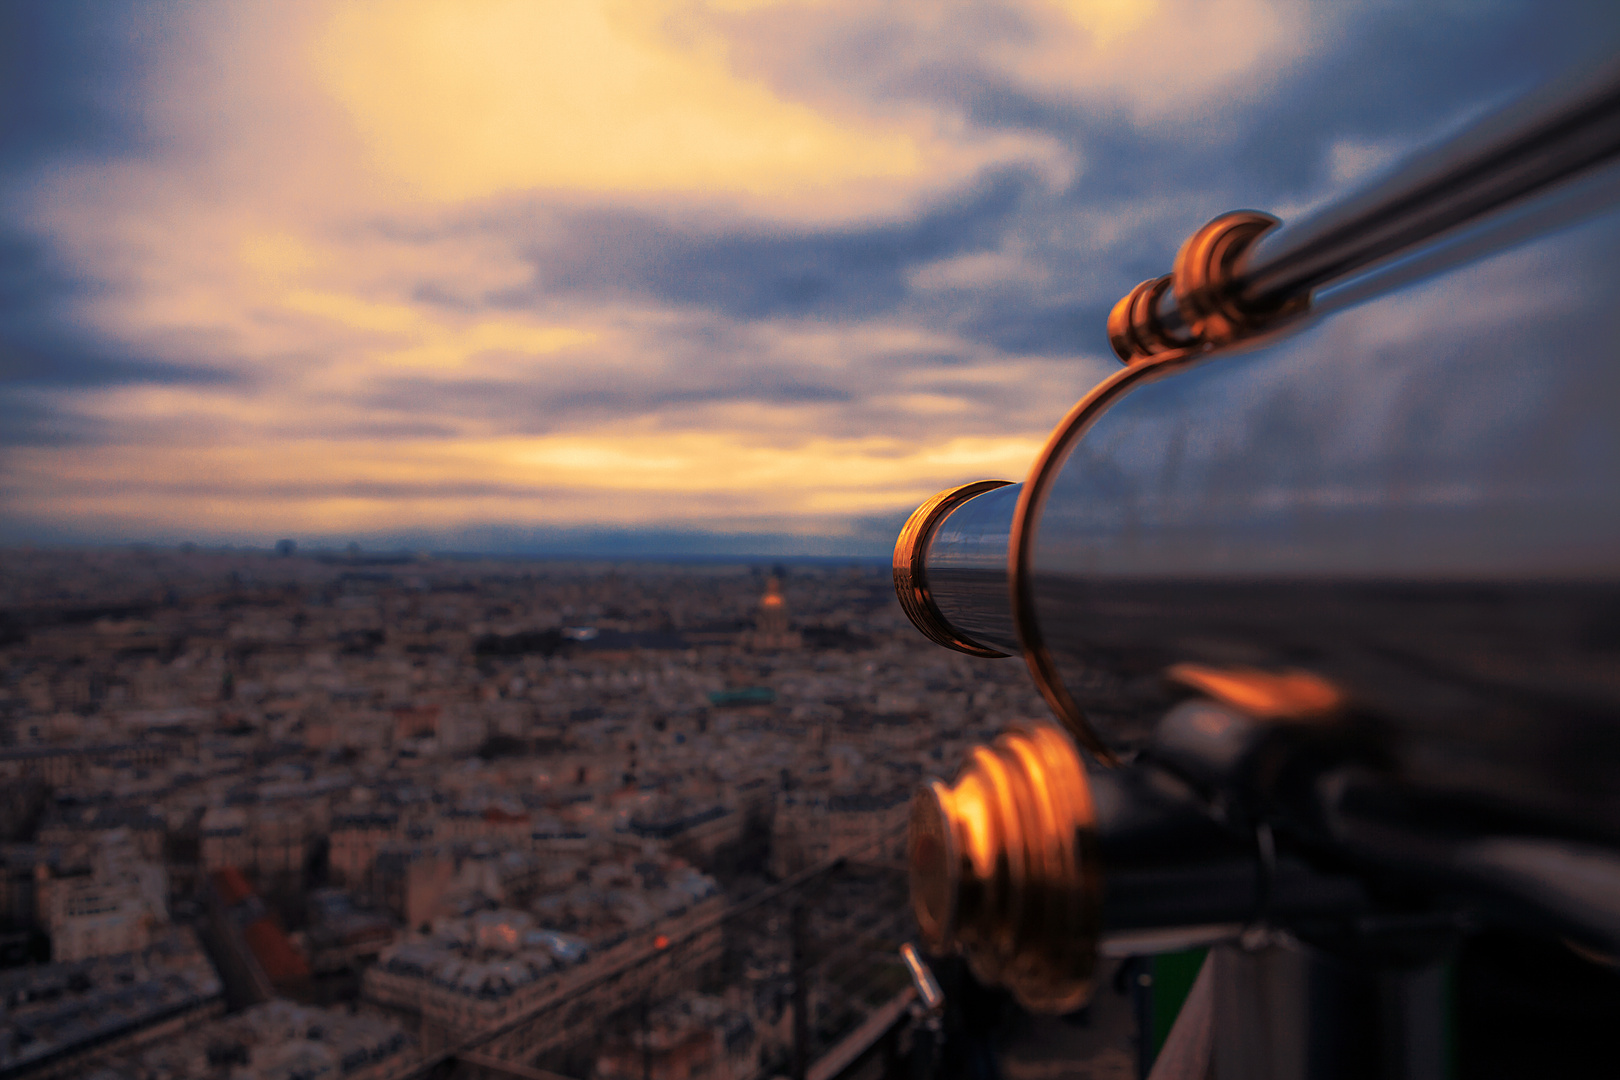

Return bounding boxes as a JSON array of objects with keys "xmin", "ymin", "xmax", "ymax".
[
  {"xmin": 1173, "ymin": 210, "xmax": 1310, "ymax": 347},
  {"xmin": 1105, "ymin": 274, "xmax": 1177, "ymax": 364},
  {"xmin": 1165, "ymin": 664, "xmax": 1346, "ymax": 721},
  {"xmin": 892, "ymin": 480, "xmax": 1014, "ymax": 658},
  {"xmin": 1007, "ymin": 349, "xmax": 1201, "ymax": 762},
  {"xmin": 1108, "ymin": 211, "xmax": 1308, "ymax": 365},
  {"xmin": 909, "ymin": 723, "xmax": 1099, "ymax": 1013}
]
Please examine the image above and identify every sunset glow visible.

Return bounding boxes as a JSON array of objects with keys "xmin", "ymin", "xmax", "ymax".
[
  {"xmin": 314, "ymin": 0, "xmax": 928, "ymax": 200},
  {"xmin": 2, "ymin": 0, "xmax": 1598, "ymax": 553}
]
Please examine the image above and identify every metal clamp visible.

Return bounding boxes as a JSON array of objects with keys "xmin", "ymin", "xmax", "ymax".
[
  {"xmin": 1105, "ymin": 274, "xmax": 1178, "ymax": 364},
  {"xmin": 1108, "ymin": 210, "xmax": 1309, "ymax": 365}
]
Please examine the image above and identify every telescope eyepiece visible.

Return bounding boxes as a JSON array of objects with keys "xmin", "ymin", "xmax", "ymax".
[{"xmin": 892, "ymin": 480, "xmax": 1018, "ymax": 658}]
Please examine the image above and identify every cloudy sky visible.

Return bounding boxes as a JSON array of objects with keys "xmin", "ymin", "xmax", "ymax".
[{"xmin": 2, "ymin": 0, "xmax": 1616, "ymax": 555}]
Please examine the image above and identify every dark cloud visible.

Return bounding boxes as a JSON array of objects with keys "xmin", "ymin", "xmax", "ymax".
[
  {"xmin": 0, "ymin": 1, "xmax": 175, "ymax": 182},
  {"xmin": 0, "ymin": 224, "xmax": 239, "ymax": 444},
  {"xmin": 478, "ymin": 168, "xmax": 1128, "ymax": 360},
  {"xmin": 0, "ymin": 4, "xmax": 236, "ymax": 446},
  {"xmin": 0, "ymin": 395, "xmax": 93, "ymax": 448},
  {"xmin": 502, "ymin": 165, "xmax": 1036, "ymax": 320},
  {"xmin": 954, "ymin": 299, "xmax": 1108, "ymax": 357},
  {"xmin": 1228, "ymin": 2, "xmax": 1620, "ymax": 198}
]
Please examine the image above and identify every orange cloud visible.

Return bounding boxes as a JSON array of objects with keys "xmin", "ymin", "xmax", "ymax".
[{"xmin": 312, "ymin": 0, "xmax": 928, "ymax": 200}]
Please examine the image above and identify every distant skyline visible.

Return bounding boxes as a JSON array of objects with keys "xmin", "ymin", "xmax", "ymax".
[{"xmin": 3, "ymin": 1, "xmax": 1617, "ymax": 555}]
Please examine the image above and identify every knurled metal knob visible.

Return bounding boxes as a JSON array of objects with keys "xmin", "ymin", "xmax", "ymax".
[{"xmin": 909, "ymin": 722, "xmax": 1101, "ymax": 1012}]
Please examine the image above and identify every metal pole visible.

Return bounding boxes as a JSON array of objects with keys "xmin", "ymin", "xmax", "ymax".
[{"xmin": 1236, "ymin": 58, "xmax": 1620, "ymax": 310}]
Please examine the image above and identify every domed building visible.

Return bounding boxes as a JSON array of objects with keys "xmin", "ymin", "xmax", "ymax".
[{"xmin": 741, "ymin": 576, "xmax": 800, "ymax": 652}]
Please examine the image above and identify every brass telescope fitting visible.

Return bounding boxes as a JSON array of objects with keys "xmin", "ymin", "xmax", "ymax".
[
  {"xmin": 1107, "ymin": 209, "xmax": 1309, "ymax": 365},
  {"xmin": 909, "ymin": 722, "xmax": 1100, "ymax": 1013}
]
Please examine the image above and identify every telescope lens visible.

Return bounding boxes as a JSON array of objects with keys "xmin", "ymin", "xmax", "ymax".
[{"xmin": 892, "ymin": 480, "xmax": 1021, "ymax": 658}]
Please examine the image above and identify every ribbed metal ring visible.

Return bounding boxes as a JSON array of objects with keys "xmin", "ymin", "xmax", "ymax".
[
  {"xmin": 909, "ymin": 722, "xmax": 1101, "ymax": 1012},
  {"xmin": 1106, "ymin": 275, "xmax": 1176, "ymax": 364},
  {"xmin": 1172, "ymin": 210, "xmax": 1296, "ymax": 346}
]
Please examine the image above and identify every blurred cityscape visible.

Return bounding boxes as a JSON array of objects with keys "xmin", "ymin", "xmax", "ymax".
[{"xmin": 0, "ymin": 546, "xmax": 1128, "ymax": 1080}]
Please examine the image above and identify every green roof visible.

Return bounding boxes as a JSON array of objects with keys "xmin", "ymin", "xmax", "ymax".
[{"xmin": 707, "ymin": 687, "xmax": 776, "ymax": 707}]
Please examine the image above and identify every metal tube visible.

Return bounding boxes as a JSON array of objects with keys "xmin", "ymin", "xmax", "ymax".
[
  {"xmin": 1025, "ymin": 199, "xmax": 1620, "ymax": 835},
  {"xmin": 1235, "ymin": 58, "xmax": 1620, "ymax": 310}
]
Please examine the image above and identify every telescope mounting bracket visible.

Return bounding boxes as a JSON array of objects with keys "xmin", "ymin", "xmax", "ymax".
[{"xmin": 1108, "ymin": 210, "xmax": 1310, "ymax": 364}]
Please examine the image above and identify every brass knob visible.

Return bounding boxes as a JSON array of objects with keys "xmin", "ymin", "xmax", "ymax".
[{"xmin": 909, "ymin": 723, "xmax": 1101, "ymax": 1012}]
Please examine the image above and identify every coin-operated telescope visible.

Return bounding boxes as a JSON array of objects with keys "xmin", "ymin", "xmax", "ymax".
[{"xmin": 895, "ymin": 59, "xmax": 1620, "ymax": 1079}]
